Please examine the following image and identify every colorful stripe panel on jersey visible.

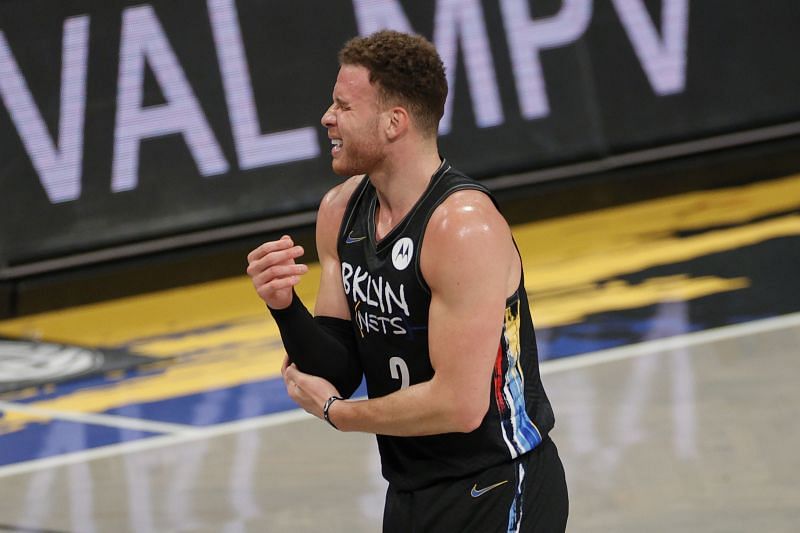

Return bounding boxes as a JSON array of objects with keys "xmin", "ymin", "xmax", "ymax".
[
  {"xmin": 507, "ymin": 461, "xmax": 526, "ymax": 533},
  {"xmin": 493, "ymin": 298, "xmax": 543, "ymax": 458}
]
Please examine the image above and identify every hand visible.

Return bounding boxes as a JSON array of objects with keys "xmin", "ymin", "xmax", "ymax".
[
  {"xmin": 282, "ymin": 357, "xmax": 341, "ymax": 421},
  {"xmin": 247, "ymin": 235, "xmax": 308, "ymax": 309}
]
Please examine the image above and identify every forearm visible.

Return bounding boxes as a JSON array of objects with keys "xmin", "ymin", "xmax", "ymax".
[
  {"xmin": 328, "ymin": 377, "xmax": 488, "ymax": 436},
  {"xmin": 269, "ymin": 294, "xmax": 362, "ymax": 398}
]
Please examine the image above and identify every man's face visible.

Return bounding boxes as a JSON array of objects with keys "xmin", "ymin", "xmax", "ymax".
[{"xmin": 321, "ymin": 65, "xmax": 385, "ymax": 177}]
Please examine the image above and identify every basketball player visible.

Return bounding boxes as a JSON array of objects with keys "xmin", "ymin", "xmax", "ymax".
[{"xmin": 247, "ymin": 30, "xmax": 568, "ymax": 532}]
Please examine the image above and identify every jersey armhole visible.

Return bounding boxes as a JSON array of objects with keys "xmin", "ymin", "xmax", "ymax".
[
  {"xmin": 414, "ymin": 184, "xmax": 496, "ymax": 296},
  {"xmin": 335, "ymin": 176, "xmax": 370, "ymax": 259}
]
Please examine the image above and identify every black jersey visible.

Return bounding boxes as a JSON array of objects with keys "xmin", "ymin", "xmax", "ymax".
[{"xmin": 337, "ymin": 160, "xmax": 555, "ymax": 491}]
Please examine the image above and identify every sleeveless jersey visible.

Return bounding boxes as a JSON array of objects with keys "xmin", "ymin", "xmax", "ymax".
[{"xmin": 337, "ymin": 160, "xmax": 555, "ymax": 491}]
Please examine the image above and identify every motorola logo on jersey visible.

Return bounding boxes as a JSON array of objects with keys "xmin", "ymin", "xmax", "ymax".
[{"xmin": 391, "ymin": 238, "xmax": 414, "ymax": 271}]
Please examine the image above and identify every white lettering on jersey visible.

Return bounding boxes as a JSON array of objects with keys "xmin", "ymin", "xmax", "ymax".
[{"xmin": 342, "ymin": 261, "xmax": 411, "ymax": 336}]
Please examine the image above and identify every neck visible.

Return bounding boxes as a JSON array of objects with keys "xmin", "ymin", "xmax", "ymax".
[{"xmin": 369, "ymin": 144, "xmax": 441, "ymax": 239}]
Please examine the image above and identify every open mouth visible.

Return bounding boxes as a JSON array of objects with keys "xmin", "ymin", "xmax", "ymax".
[{"xmin": 331, "ymin": 138, "xmax": 343, "ymax": 155}]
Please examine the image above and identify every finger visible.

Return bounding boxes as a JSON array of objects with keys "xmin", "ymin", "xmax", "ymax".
[
  {"xmin": 247, "ymin": 238, "xmax": 295, "ymax": 263},
  {"xmin": 248, "ymin": 242, "xmax": 300, "ymax": 266},
  {"xmin": 247, "ymin": 248, "xmax": 306, "ymax": 278},
  {"xmin": 281, "ymin": 355, "xmax": 291, "ymax": 374},
  {"xmin": 252, "ymin": 264, "xmax": 308, "ymax": 287},
  {"xmin": 286, "ymin": 381, "xmax": 300, "ymax": 402},
  {"xmin": 261, "ymin": 263, "xmax": 309, "ymax": 279},
  {"xmin": 283, "ymin": 363, "xmax": 299, "ymax": 384},
  {"xmin": 248, "ymin": 245, "xmax": 305, "ymax": 272},
  {"xmin": 257, "ymin": 277, "xmax": 302, "ymax": 299},
  {"xmin": 247, "ymin": 238, "xmax": 290, "ymax": 262}
]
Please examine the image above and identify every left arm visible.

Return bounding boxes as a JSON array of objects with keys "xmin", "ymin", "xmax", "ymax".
[{"xmin": 283, "ymin": 191, "xmax": 519, "ymax": 435}]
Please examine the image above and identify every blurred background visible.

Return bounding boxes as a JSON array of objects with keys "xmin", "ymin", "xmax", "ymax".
[{"xmin": 1, "ymin": 1, "xmax": 799, "ymax": 531}]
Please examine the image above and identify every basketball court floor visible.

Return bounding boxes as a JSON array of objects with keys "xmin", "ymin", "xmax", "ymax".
[{"xmin": 0, "ymin": 172, "xmax": 798, "ymax": 532}]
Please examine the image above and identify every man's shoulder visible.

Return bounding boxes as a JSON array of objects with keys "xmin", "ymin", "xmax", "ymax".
[
  {"xmin": 422, "ymin": 187, "xmax": 511, "ymax": 260},
  {"xmin": 428, "ymin": 188, "xmax": 506, "ymax": 236},
  {"xmin": 420, "ymin": 187, "xmax": 516, "ymax": 295},
  {"xmin": 319, "ymin": 175, "xmax": 366, "ymax": 221}
]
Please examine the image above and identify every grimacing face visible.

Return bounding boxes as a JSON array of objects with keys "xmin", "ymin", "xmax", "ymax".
[{"xmin": 321, "ymin": 65, "xmax": 387, "ymax": 177}]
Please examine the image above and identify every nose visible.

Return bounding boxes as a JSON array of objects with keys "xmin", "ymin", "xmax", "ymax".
[{"xmin": 321, "ymin": 104, "xmax": 335, "ymax": 128}]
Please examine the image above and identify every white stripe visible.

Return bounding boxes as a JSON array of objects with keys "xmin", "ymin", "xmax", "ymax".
[
  {"xmin": 0, "ymin": 409, "xmax": 316, "ymax": 479},
  {"xmin": 1, "ymin": 312, "xmax": 799, "ymax": 479},
  {"xmin": 0, "ymin": 401, "xmax": 196, "ymax": 435},
  {"xmin": 499, "ymin": 331, "xmax": 520, "ymax": 457},
  {"xmin": 539, "ymin": 311, "xmax": 800, "ymax": 375},
  {"xmin": 514, "ymin": 462, "xmax": 525, "ymax": 533},
  {"xmin": 499, "ymin": 383, "xmax": 518, "ymax": 457}
]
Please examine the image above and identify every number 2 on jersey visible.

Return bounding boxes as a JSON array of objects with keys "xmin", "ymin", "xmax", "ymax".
[{"xmin": 389, "ymin": 356, "xmax": 410, "ymax": 389}]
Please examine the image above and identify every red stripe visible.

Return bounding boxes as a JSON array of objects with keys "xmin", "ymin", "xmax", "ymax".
[{"xmin": 493, "ymin": 342, "xmax": 507, "ymax": 413}]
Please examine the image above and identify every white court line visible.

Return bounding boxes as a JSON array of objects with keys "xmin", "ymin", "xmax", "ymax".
[
  {"xmin": 0, "ymin": 401, "xmax": 197, "ymax": 435},
  {"xmin": 0, "ymin": 409, "xmax": 316, "ymax": 479},
  {"xmin": 541, "ymin": 310, "xmax": 800, "ymax": 375},
  {"xmin": 0, "ymin": 311, "xmax": 798, "ymax": 479}
]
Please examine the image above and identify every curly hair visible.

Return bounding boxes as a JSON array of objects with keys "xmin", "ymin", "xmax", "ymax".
[{"xmin": 338, "ymin": 30, "xmax": 447, "ymax": 137}]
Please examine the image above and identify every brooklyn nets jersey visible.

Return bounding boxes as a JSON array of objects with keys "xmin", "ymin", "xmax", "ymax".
[{"xmin": 337, "ymin": 160, "xmax": 555, "ymax": 491}]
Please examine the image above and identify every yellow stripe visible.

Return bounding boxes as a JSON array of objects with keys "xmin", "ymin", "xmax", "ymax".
[{"xmin": 536, "ymin": 274, "xmax": 750, "ymax": 327}]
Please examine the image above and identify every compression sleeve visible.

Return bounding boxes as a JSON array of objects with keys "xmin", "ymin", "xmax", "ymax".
[{"xmin": 268, "ymin": 295, "xmax": 363, "ymax": 398}]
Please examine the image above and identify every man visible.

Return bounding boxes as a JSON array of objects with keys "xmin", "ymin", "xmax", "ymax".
[{"xmin": 247, "ymin": 30, "xmax": 568, "ymax": 532}]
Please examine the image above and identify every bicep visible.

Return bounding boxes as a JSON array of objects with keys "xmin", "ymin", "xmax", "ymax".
[
  {"xmin": 312, "ymin": 181, "xmax": 356, "ymax": 320},
  {"xmin": 314, "ymin": 253, "xmax": 351, "ymax": 319},
  {"xmin": 424, "ymin": 209, "xmax": 514, "ymax": 399},
  {"xmin": 427, "ymin": 285, "xmax": 506, "ymax": 401}
]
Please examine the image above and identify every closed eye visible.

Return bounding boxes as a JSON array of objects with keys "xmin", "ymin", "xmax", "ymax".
[{"xmin": 334, "ymin": 97, "xmax": 350, "ymax": 111}]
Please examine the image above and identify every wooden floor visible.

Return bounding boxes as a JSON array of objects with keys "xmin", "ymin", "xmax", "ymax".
[{"xmin": 0, "ymin": 172, "xmax": 799, "ymax": 532}]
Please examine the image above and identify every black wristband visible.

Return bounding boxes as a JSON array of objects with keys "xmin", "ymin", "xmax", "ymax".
[
  {"xmin": 267, "ymin": 292, "xmax": 363, "ymax": 398},
  {"xmin": 266, "ymin": 290, "xmax": 304, "ymax": 317},
  {"xmin": 323, "ymin": 395, "xmax": 343, "ymax": 430}
]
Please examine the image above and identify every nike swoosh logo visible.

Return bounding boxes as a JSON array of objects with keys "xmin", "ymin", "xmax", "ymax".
[
  {"xmin": 345, "ymin": 231, "xmax": 367, "ymax": 244},
  {"xmin": 470, "ymin": 480, "xmax": 509, "ymax": 498}
]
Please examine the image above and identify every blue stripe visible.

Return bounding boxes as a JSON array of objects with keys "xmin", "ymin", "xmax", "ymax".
[{"xmin": 503, "ymin": 358, "xmax": 542, "ymax": 455}]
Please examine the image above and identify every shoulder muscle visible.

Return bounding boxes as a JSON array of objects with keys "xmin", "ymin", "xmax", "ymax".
[
  {"xmin": 421, "ymin": 190, "xmax": 517, "ymax": 299},
  {"xmin": 317, "ymin": 175, "xmax": 365, "ymax": 253}
]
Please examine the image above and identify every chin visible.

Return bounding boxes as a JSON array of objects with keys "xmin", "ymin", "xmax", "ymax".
[
  {"xmin": 331, "ymin": 160, "xmax": 351, "ymax": 177},
  {"xmin": 332, "ymin": 159, "xmax": 363, "ymax": 178}
]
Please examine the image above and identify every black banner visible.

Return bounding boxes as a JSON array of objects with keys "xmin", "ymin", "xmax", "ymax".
[{"xmin": 2, "ymin": 0, "xmax": 799, "ymax": 268}]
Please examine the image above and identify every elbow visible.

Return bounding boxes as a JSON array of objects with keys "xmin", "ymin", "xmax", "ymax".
[{"xmin": 452, "ymin": 397, "xmax": 489, "ymax": 433}]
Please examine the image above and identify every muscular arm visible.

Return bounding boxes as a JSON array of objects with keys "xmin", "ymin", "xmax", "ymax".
[
  {"xmin": 285, "ymin": 191, "xmax": 520, "ymax": 435},
  {"xmin": 312, "ymin": 176, "xmax": 362, "ymax": 319},
  {"xmin": 248, "ymin": 177, "xmax": 364, "ymax": 396}
]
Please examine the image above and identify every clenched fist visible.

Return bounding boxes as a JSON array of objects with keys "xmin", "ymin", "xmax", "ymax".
[{"xmin": 247, "ymin": 235, "xmax": 309, "ymax": 309}]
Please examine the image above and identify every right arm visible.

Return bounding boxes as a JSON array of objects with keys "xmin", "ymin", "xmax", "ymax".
[
  {"xmin": 312, "ymin": 176, "xmax": 362, "ymax": 319},
  {"xmin": 246, "ymin": 177, "xmax": 364, "ymax": 397}
]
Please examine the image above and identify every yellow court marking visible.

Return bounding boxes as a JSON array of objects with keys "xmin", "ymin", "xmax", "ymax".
[
  {"xmin": 0, "ymin": 341, "xmax": 285, "ymax": 433},
  {"xmin": 0, "ymin": 173, "xmax": 799, "ymax": 420},
  {"xmin": 524, "ymin": 214, "xmax": 797, "ymax": 301}
]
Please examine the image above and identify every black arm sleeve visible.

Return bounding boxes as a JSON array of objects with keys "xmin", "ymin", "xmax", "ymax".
[{"xmin": 268, "ymin": 295, "xmax": 363, "ymax": 398}]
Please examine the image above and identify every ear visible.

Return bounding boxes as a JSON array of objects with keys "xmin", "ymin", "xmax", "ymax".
[{"xmin": 384, "ymin": 106, "xmax": 410, "ymax": 141}]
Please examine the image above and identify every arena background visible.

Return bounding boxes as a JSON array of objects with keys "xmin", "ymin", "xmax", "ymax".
[
  {"xmin": 2, "ymin": 0, "xmax": 800, "ymax": 319},
  {"xmin": 2, "ymin": 2, "xmax": 800, "ymax": 531}
]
